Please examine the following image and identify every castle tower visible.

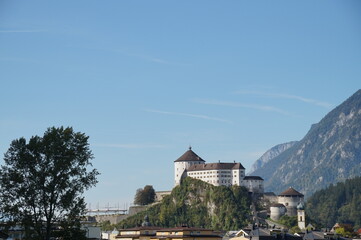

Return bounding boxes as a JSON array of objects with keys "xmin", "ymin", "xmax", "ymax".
[
  {"xmin": 270, "ymin": 203, "xmax": 287, "ymax": 221},
  {"xmin": 297, "ymin": 202, "xmax": 306, "ymax": 230},
  {"xmin": 174, "ymin": 147, "xmax": 205, "ymax": 186},
  {"xmin": 278, "ymin": 187, "xmax": 304, "ymax": 216}
]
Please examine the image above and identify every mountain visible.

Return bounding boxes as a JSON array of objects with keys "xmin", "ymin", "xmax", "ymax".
[
  {"xmin": 117, "ymin": 177, "xmax": 251, "ymax": 230},
  {"xmin": 306, "ymin": 176, "xmax": 361, "ymax": 228},
  {"xmin": 252, "ymin": 89, "xmax": 361, "ymax": 197},
  {"xmin": 248, "ymin": 141, "xmax": 298, "ymax": 175}
]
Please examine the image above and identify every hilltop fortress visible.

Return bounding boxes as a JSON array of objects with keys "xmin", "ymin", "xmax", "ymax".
[
  {"xmin": 174, "ymin": 147, "xmax": 264, "ymax": 193},
  {"xmin": 173, "ymin": 147, "xmax": 306, "ymax": 228}
]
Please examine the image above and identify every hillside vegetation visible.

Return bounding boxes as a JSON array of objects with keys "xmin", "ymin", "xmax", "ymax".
[
  {"xmin": 306, "ymin": 177, "xmax": 361, "ymax": 229},
  {"xmin": 118, "ymin": 177, "xmax": 251, "ymax": 230}
]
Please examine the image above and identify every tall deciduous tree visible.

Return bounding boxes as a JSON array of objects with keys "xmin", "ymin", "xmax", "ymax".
[
  {"xmin": 134, "ymin": 185, "xmax": 156, "ymax": 205},
  {"xmin": 0, "ymin": 127, "xmax": 99, "ymax": 240}
]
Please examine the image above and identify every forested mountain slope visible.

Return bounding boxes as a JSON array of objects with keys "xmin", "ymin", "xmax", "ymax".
[{"xmin": 306, "ymin": 177, "xmax": 361, "ymax": 228}]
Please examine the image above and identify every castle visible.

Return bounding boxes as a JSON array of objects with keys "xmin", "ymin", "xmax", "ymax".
[
  {"xmin": 174, "ymin": 147, "xmax": 264, "ymax": 193},
  {"xmin": 268, "ymin": 187, "xmax": 306, "ymax": 229},
  {"xmin": 173, "ymin": 147, "xmax": 306, "ymax": 229}
]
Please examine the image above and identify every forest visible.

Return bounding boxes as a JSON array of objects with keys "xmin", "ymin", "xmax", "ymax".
[{"xmin": 306, "ymin": 176, "xmax": 361, "ymax": 229}]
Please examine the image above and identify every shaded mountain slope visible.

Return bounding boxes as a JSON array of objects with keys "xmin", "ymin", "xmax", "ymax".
[
  {"xmin": 252, "ymin": 89, "xmax": 361, "ymax": 197},
  {"xmin": 248, "ymin": 141, "xmax": 298, "ymax": 175}
]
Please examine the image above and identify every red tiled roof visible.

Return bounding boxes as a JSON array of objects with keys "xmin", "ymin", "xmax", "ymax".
[
  {"xmin": 270, "ymin": 203, "xmax": 286, "ymax": 208},
  {"xmin": 278, "ymin": 187, "xmax": 304, "ymax": 197},
  {"xmin": 187, "ymin": 162, "xmax": 245, "ymax": 171},
  {"xmin": 174, "ymin": 147, "xmax": 205, "ymax": 162}
]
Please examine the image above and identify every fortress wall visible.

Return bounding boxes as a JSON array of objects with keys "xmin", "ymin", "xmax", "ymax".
[{"xmin": 95, "ymin": 214, "xmax": 128, "ymax": 225}]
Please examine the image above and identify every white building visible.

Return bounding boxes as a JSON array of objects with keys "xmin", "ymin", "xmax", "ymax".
[{"xmin": 174, "ymin": 147, "xmax": 264, "ymax": 193}]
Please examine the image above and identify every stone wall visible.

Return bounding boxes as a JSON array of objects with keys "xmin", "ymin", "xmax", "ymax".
[{"xmin": 95, "ymin": 214, "xmax": 129, "ymax": 225}]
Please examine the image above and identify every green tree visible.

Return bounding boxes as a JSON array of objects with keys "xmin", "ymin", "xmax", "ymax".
[
  {"xmin": 335, "ymin": 227, "xmax": 353, "ymax": 237},
  {"xmin": 99, "ymin": 220, "xmax": 114, "ymax": 231},
  {"xmin": 278, "ymin": 215, "xmax": 298, "ymax": 228},
  {"xmin": 0, "ymin": 127, "xmax": 99, "ymax": 240},
  {"xmin": 290, "ymin": 226, "xmax": 301, "ymax": 234},
  {"xmin": 134, "ymin": 185, "xmax": 156, "ymax": 205}
]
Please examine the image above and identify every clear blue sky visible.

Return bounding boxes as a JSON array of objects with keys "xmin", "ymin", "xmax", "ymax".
[{"xmin": 1, "ymin": 0, "xmax": 360, "ymax": 209}]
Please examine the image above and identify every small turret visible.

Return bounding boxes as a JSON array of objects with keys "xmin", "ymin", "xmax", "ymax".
[{"xmin": 297, "ymin": 201, "xmax": 305, "ymax": 210}]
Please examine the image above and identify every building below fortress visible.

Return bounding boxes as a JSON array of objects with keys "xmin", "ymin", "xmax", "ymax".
[{"xmin": 174, "ymin": 147, "xmax": 264, "ymax": 193}]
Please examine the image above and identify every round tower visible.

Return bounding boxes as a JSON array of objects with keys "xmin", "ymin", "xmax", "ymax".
[
  {"xmin": 174, "ymin": 147, "xmax": 205, "ymax": 186},
  {"xmin": 270, "ymin": 203, "xmax": 287, "ymax": 221},
  {"xmin": 278, "ymin": 187, "xmax": 304, "ymax": 216}
]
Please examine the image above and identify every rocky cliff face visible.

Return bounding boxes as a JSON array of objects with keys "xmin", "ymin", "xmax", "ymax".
[
  {"xmin": 248, "ymin": 141, "xmax": 298, "ymax": 175},
  {"xmin": 252, "ymin": 89, "xmax": 361, "ymax": 197}
]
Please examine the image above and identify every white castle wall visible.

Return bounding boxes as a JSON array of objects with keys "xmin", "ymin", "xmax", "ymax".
[
  {"xmin": 278, "ymin": 195, "xmax": 304, "ymax": 216},
  {"xmin": 174, "ymin": 160, "xmax": 204, "ymax": 186}
]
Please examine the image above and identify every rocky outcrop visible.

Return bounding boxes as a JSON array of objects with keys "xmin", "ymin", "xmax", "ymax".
[
  {"xmin": 248, "ymin": 141, "xmax": 298, "ymax": 175},
  {"xmin": 252, "ymin": 89, "xmax": 361, "ymax": 197}
]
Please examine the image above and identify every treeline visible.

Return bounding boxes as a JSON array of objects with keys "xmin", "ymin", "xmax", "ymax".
[
  {"xmin": 117, "ymin": 177, "xmax": 252, "ymax": 230},
  {"xmin": 306, "ymin": 176, "xmax": 361, "ymax": 229}
]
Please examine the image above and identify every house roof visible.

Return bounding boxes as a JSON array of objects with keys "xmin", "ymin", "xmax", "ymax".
[
  {"xmin": 174, "ymin": 147, "xmax": 205, "ymax": 162},
  {"xmin": 275, "ymin": 233, "xmax": 303, "ymax": 240},
  {"xmin": 187, "ymin": 162, "xmax": 245, "ymax": 171},
  {"xmin": 119, "ymin": 226, "xmax": 162, "ymax": 231},
  {"xmin": 303, "ymin": 231, "xmax": 325, "ymax": 240},
  {"xmin": 244, "ymin": 176, "xmax": 264, "ymax": 180},
  {"xmin": 270, "ymin": 203, "xmax": 286, "ymax": 208},
  {"xmin": 159, "ymin": 226, "xmax": 213, "ymax": 231},
  {"xmin": 278, "ymin": 187, "xmax": 304, "ymax": 197},
  {"xmin": 250, "ymin": 228, "xmax": 271, "ymax": 237}
]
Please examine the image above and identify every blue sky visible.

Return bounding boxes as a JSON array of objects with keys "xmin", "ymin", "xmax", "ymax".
[{"xmin": 1, "ymin": 1, "xmax": 360, "ymax": 209}]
